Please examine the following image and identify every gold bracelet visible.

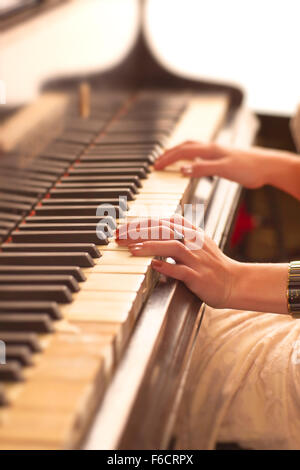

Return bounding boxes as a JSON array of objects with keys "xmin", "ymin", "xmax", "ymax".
[{"xmin": 287, "ymin": 261, "xmax": 300, "ymax": 315}]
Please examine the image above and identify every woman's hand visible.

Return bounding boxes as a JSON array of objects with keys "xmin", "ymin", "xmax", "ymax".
[
  {"xmin": 154, "ymin": 141, "xmax": 277, "ymax": 189},
  {"xmin": 116, "ymin": 216, "xmax": 238, "ymax": 309},
  {"xmin": 116, "ymin": 215, "xmax": 289, "ymax": 314}
]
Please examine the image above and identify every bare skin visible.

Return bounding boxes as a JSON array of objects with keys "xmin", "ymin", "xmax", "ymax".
[{"xmin": 116, "ymin": 142, "xmax": 300, "ymax": 314}]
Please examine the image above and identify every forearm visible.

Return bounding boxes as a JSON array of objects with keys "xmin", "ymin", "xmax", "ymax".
[
  {"xmin": 259, "ymin": 149, "xmax": 300, "ymax": 201},
  {"xmin": 228, "ymin": 262, "xmax": 289, "ymax": 314}
]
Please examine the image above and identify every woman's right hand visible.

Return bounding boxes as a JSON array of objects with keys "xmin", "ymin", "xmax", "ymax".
[{"xmin": 154, "ymin": 141, "xmax": 275, "ymax": 189}]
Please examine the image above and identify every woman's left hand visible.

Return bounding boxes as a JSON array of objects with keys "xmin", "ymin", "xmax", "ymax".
[{"xmin": 116, "ymin": 216, "xmax": 238, "ymax": 309}]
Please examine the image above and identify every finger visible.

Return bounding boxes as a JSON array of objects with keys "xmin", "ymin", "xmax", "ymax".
[
  {"xmin": 161, "ymin": 214, "xmax": 197, "ymax": 230},
  {"xmin": 116, "ymin": 224, "xmax": 176, "ymax": 245},
  {"xmin": 151, "ymin": 259, "xmax": 195, "ymax": 284},
  {"xmin": 128, "ymin": 240, "xmax": 198, "ymax": 268},
  {"xmin": 181, "ymin": 158, "xmax": 227, "ymax": 178},
  {"xmin": 116, "ymin": 219, "xmax": 200, "ymax": 246},
  {"xmin": 155, "ymin": 142, "xmax": 224, "ymax": 170}
]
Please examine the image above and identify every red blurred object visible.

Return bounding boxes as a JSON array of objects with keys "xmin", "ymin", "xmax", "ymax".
[{"xmin": 230, "ymin": 202, "xmax": 256, "ymax": 247}]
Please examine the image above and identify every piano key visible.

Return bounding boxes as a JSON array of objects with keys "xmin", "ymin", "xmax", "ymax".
[
  {"xmin": 0, "ymin": 285, "xmax": 73, "ymax": 304},
  {"xmin": 0, "ymin": 275, "xmax": 79, "ymax": 293},
  {"xmin": 2, "ymin": 243, "xmax": 101, "ymax": 258},
  {"xmin": 0, "ymin": 201, "xmax": 32, "ymax": 215},
  {"xmin": 58, "ymin": 177, "xmax": 141, "ymax": 189},
  {"xmin": 75, "ymin": 162, "xmax": 150, "ymax": 172},
  {"xmin": 43, "ymin": 142, "xmax": 84, "ymax": 157},
  {"xmin": 65, "ymin": 117, "xmax": 106, "ymax": 133},
  {"xmin": 57, "ymin": 130, "xmax": 94, "ymax": 145},
  {"xmin": 98, "ymin": 134, "xmax": 166, "ymax": 146},
  {"xmin": 18, "ymin": 224, "xmax": 113, "ymax": 237},
  {"xmin": 68, "ymin": 168, "xmax": 146, "ymax": 180},
  {"xmin": 0, "ymin": 193, "xmax": 36, "ymax": 205},
  {"xmin": 25, "ymin": 216, "xmax": 116, "ymax": 229},
  {"xmin": 0, "ymin": 362, "xmax": 24, "ymax": 382},
  {"xmin": 34, "ymin": 205, "xmax": 124, "ymax": 217},
  {"xmin": 0, "ymin": 213, "xmax": 22, "ymax": 223},
  {"xmin": 56, "ymin": 183, "xmax": 139, "ymax": 195},
  {"xmin": 0, "ymin": 169, "xmax": 59, "ymax": 183},
  {"xmin": 0, "ymin": 314, "xmax": 54, "ymax": 333},
  {"xmin": 11, "ymin": 231, "xmax": 108, "ymax": 245},
  {"xmin": 0, "ymin": 266, "xmax": 85, "ymax": 282},
  {"xmin": 35, "ymin": 159, "xmax": 70, "ymax": 170},
  {"xmin": 0, "ymin": 332, "xmax": 41, "ymax": 353},
  {"xmin": 6, "ymin": 346, "xmax": 33, "ymax": 367},
  {"xmin": 0, "ymin": 230, "xmax": 9, "ymax": 241},
  {"xmin": 49, "ymin": 187, "xmax": 135, "ymax": 201},
  {"xmin": 0, "ymin": 252, "xmax": 95, "ymax": 267},
  {"xmin": 80, "ymin": 154, "xmax": 155, "ymax": 164},
  {"xmin": 0, "ymin": 182, "xmax": 47, "ymax": 198},
  {"xmin": 0, "ymin": 302, "xmax": 61, "ymax": 321},
  {"xmin": 41, "ymin": 198, "xmax": 128, "ymax": 210},
  {"xmin": 0, "ymin": 221, "xmax": 17, "ymax": 230}
]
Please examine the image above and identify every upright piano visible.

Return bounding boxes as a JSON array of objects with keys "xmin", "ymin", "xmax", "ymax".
[{"xmin": 0, "ymin": 0, "xmax": 258, "ymax": 449}]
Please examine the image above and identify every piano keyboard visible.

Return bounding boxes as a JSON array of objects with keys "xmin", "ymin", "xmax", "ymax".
[{"xmin": 0, "ymin": 89, "xmax": 228, "ymax": 449}]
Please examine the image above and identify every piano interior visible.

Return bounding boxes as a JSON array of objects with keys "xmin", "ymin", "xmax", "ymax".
[{"xmin": 0, "ymin": 0, "xmax": 297, "ymax": 451}]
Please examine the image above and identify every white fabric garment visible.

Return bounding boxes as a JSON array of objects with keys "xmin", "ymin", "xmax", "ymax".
[{"xmin": 179, "ymin": 306, "xmax": 300, "ymax": 450}]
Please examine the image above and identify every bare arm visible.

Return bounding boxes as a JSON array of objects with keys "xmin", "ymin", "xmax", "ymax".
[
  {"xmin": 155, "ymin": 142, "xmax": 300, "ymax": 201},
  {"xmin": 116, "ymin": 217, "xmax": 290, "ymax": 315}
]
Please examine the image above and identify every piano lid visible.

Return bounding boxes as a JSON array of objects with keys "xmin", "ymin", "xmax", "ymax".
[{"xmin": 1, "ymin": 0, "xmax": 243, "ymax": 113}]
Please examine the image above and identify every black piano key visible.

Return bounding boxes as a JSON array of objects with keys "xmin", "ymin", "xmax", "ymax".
[
  {"xmin": 0, "ymin": 301, "xmax": 61, "ymax": 320},
  {"xmin": 0, "ymin": 229, "xmax": 9, "ymax": 241},
  {"xmin": 58, "ymin": 177, "xmax": 140, "ymax": 190},
  {"xmin": 0, "ymin": 177, "xmax": 50, "ymax": 189},
  {"xmin": 0, "ymin": 201, "xmax": 32, "ymax": 215},
  {"xmin": 56, "ymin": 181, "xmax": 138, "ymax": 194},
  {"xmin": 0, "ymin": 251, "xmax": 95, "ymax": 267},
  {"xmin": 99, "ymin": 134, "xmax": 166, "ymax": 146},
  {"xmin": 68, "ymin": 168, "xmax": 146, "ymax": 180},
  {"xmin": 35, "ymin": 159, "xmax": 70, "ymax": 170},
  {"xmin": 18, "ymin": 224, "xmax": 113, "ymax": 237},
  {"xmin": 0, "ymin": 182, "xmax": 47, "ymax": 198},
  {"xmin": 41, "ymin": 198, "xmax": 128, "ymax": 210},
  {"xmin": 0, "ymin": 266, "xmax": 85, "ymax": 282},
  {"xmin": 0, "ymin": 285, "xmax": 73, "ymax": 304},
  {"xmin": 0, "ymin": 314, "xmax": 54, "ymax": 333},
  {"xmin": 0, "ymin": 332, "xmax": 41, "ymax": 353},
  {"xmin": 2, "ymin": 243, "xmax": 101, "ymax": 258},
  {"xmin": 65, "ymin": 117, "xmax": 106, "ymax": 133},
  {"xmin": 0, "ymin": 213, "xmax": 22, "ymax": 223},
  {"xmin": 6, "ymin": 346, "xmax": 33, "ymax": 367},
  {"xmin": 0, "ymin": 275, "xmax": 79, "ymax": 293},
  {"xmin": 43, "ymin": 141, "xmax": 84, "ymax": 157},
  {"xmin": 80, "ymin": 154, "xmax": 155, "ymax": 164},
  {"xmin": 25, "ymin": 215, "xmax": 116, "ymax": 229},
  {"xmin": 49, "ymin": 187, "xmax": 135, "ymax": 200},
  {"xmin": 0, "ymin": 168, "xmax": 58, "ymax": 183},
  {"xmin": 0, "ymin": 221, "xmax": 15, "ymax": 230},
  {"xmin": 0, "ymin": 362, "xmax": 24, "ymax": 382},
  {"xmin": 0, "ymin": 193, "xmax": 36, "ymax": 205},
  {"xmin": 57, "ymin": 130, "xmax": 94, "ymax": 145},
  {"xmin": 75, "ymin": 162, "xmax": 150, "ymax": 173},
  {"xmin": 34, "ymin": 205, "xmax": 124, "ymax": 218}
]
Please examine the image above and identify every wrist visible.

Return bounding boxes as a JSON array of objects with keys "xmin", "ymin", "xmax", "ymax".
[{"xmin": 227, "ymin": 261, "xmax": 289, "ymax": 314}]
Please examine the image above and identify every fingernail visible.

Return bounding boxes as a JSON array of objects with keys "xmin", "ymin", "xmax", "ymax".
[
  {"xmin": 129, "ymin": 243, "xmax": 144, "ymax": 251},
  {"xmin": 181, "ymin": 166, "xmax": 193, "ymax": 175},
  {"xmin": 151, "ymin": 259, "xmax": 162, "ymax": 269}
]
